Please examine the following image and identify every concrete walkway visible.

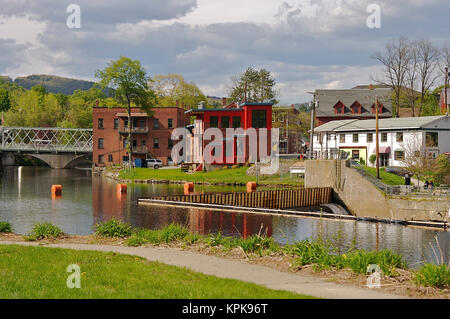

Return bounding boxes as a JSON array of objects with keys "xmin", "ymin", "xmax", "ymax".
[{"xmin": 0, "ymin": 241, "xmax": 404, "ymax": 299}]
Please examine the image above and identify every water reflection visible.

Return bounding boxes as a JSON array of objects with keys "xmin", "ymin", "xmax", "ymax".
[{"xmin": 0, "ymin": 167, "xmax": 448, "ymax": 267}]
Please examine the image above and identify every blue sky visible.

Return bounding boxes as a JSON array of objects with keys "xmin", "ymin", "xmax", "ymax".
[{"xmin": 0, "ymin": 0, "xmax": 449, "ymax": 103}]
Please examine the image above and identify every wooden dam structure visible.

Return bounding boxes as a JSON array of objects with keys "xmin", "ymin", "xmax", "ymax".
[{"xmin": 139, "ymin": 187, "xmax": 332, "ymax": 209}]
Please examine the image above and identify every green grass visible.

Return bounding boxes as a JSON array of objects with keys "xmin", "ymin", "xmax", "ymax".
[
  {"xmin": 0, "ymin": 221, "xmax": 12, "ymax": 233},
  {"xmin": 119, "ymin": 167, "xmax": 303, "ymax": 186},
  {"xmin": 414, "ymin": 264, "xmax": 450, "ymax": 288},
  {"xmin": 0, "ymin": 245, "xmax": 312, "ymax": 299},
  {"xmin": 95, "ymin": 219, "xmax": 132, "ymax": 238},
  {"xmin": 361, "ymin": 167, "xmax": 406, "ymax": 186},
  {"xmin": 25, "ymin": 223, "xmax": 64, "ymax": 241}
]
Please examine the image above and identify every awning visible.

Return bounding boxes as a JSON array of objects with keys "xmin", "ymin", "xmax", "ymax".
[{"xmin": 373, "ymin": 146, "xmax": 391, "ymax": 154}]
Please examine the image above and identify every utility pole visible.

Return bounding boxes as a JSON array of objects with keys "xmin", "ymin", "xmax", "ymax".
[
  {"xmin": 308, "ymin": 92, "xmax": 316, "ymax": 160},
  {"xmin": 376, "ymin": 95, "xmax": 380, "ymax": 179},
  {"xmin": 446, "ymin": 67, "xmax": 449, "ymax": 115}
]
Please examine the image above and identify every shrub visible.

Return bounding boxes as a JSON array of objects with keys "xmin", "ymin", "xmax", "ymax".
[
  {"xmin": 159, "ymin": 224, "xmax": 189, "ymax": 243},
  {"xmin": 0, "ymin": 221, "xmax": 12, "ymax": 233},
  {"xmin": 369, "ymin": 154, "xmax": 377, "ymax": 166},
  {"xmin": 237, "ymin": 235, "xmax": 278, "ymax": 256},
  {"xmin": 26, "ymin": 223, "xmax": 64, "ymax": 241},
  {"xmin": 359, "ymin": 157, "xmax": 366, "ymax": 166},
  {"xmin": 126, "ymin": 224, "xmax": 190, "ymax": 247},
  {"xmin": 96, "ymin": 219, "xmax": 132, "ymax": 238},
  {"xmin": 414, "ymin": 264, "xmax": 450, "ymax": 288}
]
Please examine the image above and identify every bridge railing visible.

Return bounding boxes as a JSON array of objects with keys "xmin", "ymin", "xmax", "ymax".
[{"xmin": 0, "ymin": 127, "xmax": 93, "ymax": 153}]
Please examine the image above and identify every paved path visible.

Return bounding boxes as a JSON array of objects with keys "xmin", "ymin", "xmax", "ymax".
[{"xmin": 0, "ymin": 241, "xmax": 404, "ymax": 299}]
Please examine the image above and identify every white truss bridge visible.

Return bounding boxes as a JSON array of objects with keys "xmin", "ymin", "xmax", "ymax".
[
  {"xmin": 0, "ymin": 127, "xmax": 93, "ymax": 168},
  {"xmin": 0, "ymin": 127, "xmax": 93, "ymax": 154}
]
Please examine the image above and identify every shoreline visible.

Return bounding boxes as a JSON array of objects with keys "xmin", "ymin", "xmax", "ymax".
[{"xmin": 0, "ymin": 232, "xmax": 448, "ymax": 299}]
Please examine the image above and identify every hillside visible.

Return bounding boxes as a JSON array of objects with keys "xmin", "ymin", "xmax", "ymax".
[{"xmin": 11, "ymin": 75, "xmax": 97, "ymax": 95}]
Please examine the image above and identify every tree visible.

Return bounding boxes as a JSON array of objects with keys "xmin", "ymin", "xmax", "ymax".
[
  {"xmin": 434, "ymin": 154, "xmax": 450, "ymax": 186},
  {"xmin": 0, "ymin": 88, "xmax": 11, "ymax": 112},
  {"xmin": 404, "ymin": 41, "xmax": 419, "ymax": 116},
  {"xmin": 151, "ymin": 74, "xmax": 207, "ymax": 109},
  {"xmin": 95, "ymin": 56, "xmax": 156, "ymax": 164},
  {"xmin": 416, "ymin": 40, "xmax": 440, "ymax": 116},
  {"xmin": 373, "ymin": 37, "xmax": 411, "ymax": 117},
  {"xmin": 227, "ymin": 67, "xmax": 278, "ymax": 104}
]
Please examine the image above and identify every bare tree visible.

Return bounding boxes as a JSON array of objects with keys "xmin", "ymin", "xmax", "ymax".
[
  {"xmin": 416, "ymin": 40, "xmax": 440, "ymax": 116},
  {"xmin": 373, "ymin": 37, "xmax": 411, "ymax": 117},
  {"xmin": 405, "ymin": 41, "xmax": 419, "ymax": 116},
  {"xmin": 401, "ymin": 133, "xmax": 436, "ymax": 185}
]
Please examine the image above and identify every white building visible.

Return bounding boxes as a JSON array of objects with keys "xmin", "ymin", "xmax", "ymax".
[{"xmin": 312, "ymin": 115, "xmax": 450, "ymax": 167}]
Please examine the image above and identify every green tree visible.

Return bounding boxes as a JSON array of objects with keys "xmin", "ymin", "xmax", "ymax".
[
  {"xmin": 0, "ymin": 88, "xmax": 11, "ymax": 112},
  {"xmin": 227, "ymin": 67, "xmax": 278, "ymax": 104},
  {"xmin": 95, "ymin": 56, "xmax": 156, "ymax": 164}
]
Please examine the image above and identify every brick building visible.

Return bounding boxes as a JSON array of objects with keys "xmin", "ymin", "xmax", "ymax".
[{"xmin": 93, "ymin": 106, "xmax": 189, "ymax": 167}]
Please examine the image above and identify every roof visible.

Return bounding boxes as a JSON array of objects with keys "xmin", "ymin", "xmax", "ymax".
[
  {"xmin": 315, "ymin": 88, "xmax": 393, "ymax": 118},
  {"xmin": 314, "ymin": 115, "xmax": 449, "ymax": 132}
]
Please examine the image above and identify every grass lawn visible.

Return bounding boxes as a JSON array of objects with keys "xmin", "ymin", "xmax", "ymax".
[
  {"xmin": 361, "ymin": 167, "xmax": 406, "ymax": 186},
  {"xmin": 119, "ymin": 167, "xmax": 304, "ymax": 186},
  {"xmin": 0, "ymin": 245, "xmax": 312, "ymax": 299}
]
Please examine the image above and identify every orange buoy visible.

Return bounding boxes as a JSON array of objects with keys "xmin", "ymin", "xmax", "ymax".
[
  {"xmin": 117, "ymin": 184, "xmax": 127, "ymax": 193},
  {"xmin": 246, "ymin": 182, "xmax": 257, "ymax": 193},
  {"xmin": 51, "ymin": 185, "xmax": 62, "ymax": 196},
  {"xmin": 184, "ymin": 182, "xmax": 194, "ymax": 195}
]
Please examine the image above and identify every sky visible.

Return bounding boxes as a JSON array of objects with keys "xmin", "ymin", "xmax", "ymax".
[{"xmin": 0, "ymin": 0, "xmax": 449, "ymax": 104}]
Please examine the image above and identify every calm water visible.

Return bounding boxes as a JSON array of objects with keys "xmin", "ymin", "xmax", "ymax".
[{"xmin": 0, "ymin": 166, "xmax": 448, "ymax": 268}]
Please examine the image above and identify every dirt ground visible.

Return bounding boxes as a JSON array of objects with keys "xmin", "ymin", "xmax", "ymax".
[{"xmin": 0, "ymin": 233, "xmax": 448, "ymax": 299}]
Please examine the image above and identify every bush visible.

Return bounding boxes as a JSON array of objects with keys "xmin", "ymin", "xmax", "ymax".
[
  {"xmin": 96, "ymin": 219, "xmax": 132, "ymax": 238},
  {"xmin": 414, "ymin": 264, "xmax": 450, "ymax": 288},
  {"xmin": 26, "ymin": 223, "xmax": 64, "ymax": 241},
  {"xmin": 369, "ymin": 154, "xmax": 377, "ymax": 166},
  {"xmin": 0, "ymin": 221, "xmax": 12, "ymax": 233},
  {"xmin": 126, "ymin": 224, "xmax": 190, "ymax": 246},
  {"xmin": 359, "ymin": 157, "xmax": 366, "ymax": 166}
]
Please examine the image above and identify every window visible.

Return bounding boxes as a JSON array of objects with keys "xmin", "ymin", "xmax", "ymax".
[
  {"xmin": 340, "ymin": 134, "xmax": 345, "ymax": 143},
  {"xmin": 394, "ymin": 151, "xmax": 405, "ymax": 161},
  {"xmin": 98, "ymin": 138, "xmax": 104, "ymax": 149},
  {"xmin": 168, "ymin": 138, "xmax": 173, "ymax": 149},
  {"xmin": 114, "ymin": 118, "xmax": 119, "ymax": 129},
  {"xmin": 98, "ymin": 155, "xmax": 104, "ymax": 164},
  {"xmin": 353, "ymin": 134, "xmax": 359, "ymax": 143},
  {"xmin": 153, "ymin": 118, "xmax": 159, "ymax": 129},
  {"xmin": 232, "ymin": 116, "xmax": 241, "ymax": 128},
  {"xmin": 139, "ymin": 119, "xmax": 146, "ymax": 128},
  {"xmin": 396, "ymin": 133, "xmax": 403, "ymax": 143},
  {"xmin": 153, "ymin": 138, "xmax": 159, "ymax": 149},
  {"xmin": 210, "ymin": 116, "xmax": 219, "ymax": 128},
  {"xmin": 221, "ymin": 116, "xmax": 230, "ymax": 128},
  {"xmin": 142, "ymin": 140, "xmax": 146, "ymax": 147},
  {"xmin": 123, "ymin": 156, "xmax": 129, "ymax": 162},
  {"xmin": 168, "ymin": 118, "xmax": 173, "ymax": 128},
  {"xmin": 132, "ymin": 140, "xmax": 137, "ymax": 148},
  {"xmin": 367, "ymin": 133, "xmax": 373, "ymax": 143},
  {"xmin": 352, "ymin": 150, "xmax": 360, "ymax": 160},
  {"xmin": 108, "ymin": 154, "xmax": 113, "ymax": 162},
  {"xmin": 425, "ymin": 132, "xmax": 438, "ymax": 147},
  {"xmin": 98, "ymin": 118, "xmax": 104, "ymax": 129},
  {"xmin": 123, "ymin": 138, "xmax": 128, "ymax": 149},
  {"xmin": 252, "ymin": 110, "xmax": 267, "ymax": 128},
  {"xmin": 381, "ymin": 133, "xmax": 388, "ymax": 143}
]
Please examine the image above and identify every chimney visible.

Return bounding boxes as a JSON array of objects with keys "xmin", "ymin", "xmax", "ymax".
[
  {"xmin": 176, "ymin": 100, "xmax": 179, "ymax": 108},
  {"xmin": 181, "ymin": 102, "xmax": 185, "ymax": 109},
  {"xmin": 222, "ymin": 97, "xmax": 228, "ymax": 107}
]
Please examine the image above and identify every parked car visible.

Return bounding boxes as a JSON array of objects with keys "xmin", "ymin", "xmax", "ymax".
[{"xmin": 146, "ymin": 159, "xmax": 162, "ymax": 169}]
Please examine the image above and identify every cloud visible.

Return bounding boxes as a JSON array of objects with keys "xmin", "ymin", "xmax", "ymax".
[{"xmin": 0, "ymin": 0, "xmax": 449, "ymax": 104}]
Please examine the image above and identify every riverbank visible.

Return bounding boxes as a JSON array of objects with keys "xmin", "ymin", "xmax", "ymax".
[
  {"xmin": 1, "ymin": 228, "xmax": 448, "ymax": 299},
  {"xmin": 107, "ymin": 166, "xmax": 304, "ymax": 187}
]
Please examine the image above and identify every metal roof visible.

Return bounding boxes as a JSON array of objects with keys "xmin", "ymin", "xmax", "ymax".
[{"xmin": 314, "ymin": 115, "xmax": 448, "ymax": 132}]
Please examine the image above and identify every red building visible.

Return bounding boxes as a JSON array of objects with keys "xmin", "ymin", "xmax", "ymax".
[
  {"xmin": 186, "ymin": 101, "xmax": 273, "ymax": 167},
  {"xmin": 93, "ymin": 106, "xmax": 189, "ymax": 167}
]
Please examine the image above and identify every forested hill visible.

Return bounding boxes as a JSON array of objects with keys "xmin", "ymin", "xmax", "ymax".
[{"xmin": 2, "ymin": 75, "xmax": 96, "ymax": 95}]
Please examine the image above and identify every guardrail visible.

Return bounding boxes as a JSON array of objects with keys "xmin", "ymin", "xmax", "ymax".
[{"xmin": 351, "ymin": 164, "xmax": 450, "ymax": 197}]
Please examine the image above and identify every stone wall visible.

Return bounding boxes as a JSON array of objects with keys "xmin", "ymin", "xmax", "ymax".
[{"xmin": 305, "ymin": 160, "xmax": 449, "ymax": 222}]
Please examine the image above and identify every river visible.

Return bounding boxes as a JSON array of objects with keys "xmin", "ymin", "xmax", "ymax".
[{"xmin": 0, "ymin": 166, "xmax": 448, "ymax": 268}]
